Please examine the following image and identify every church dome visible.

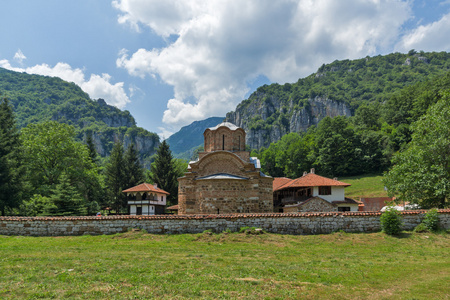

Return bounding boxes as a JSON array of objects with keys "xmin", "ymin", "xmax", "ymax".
[{"xmin": 207, "ymin": 121, "xmax": 239, "ymax": 131}]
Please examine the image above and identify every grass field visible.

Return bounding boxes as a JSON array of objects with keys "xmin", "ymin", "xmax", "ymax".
[
  {"xmin": 1, "ymin": 230, "xmax": 449, "ymax": 299},
  {"xmin": 340, "ymin": 174, "xmax": 388, "ymax": 200}
]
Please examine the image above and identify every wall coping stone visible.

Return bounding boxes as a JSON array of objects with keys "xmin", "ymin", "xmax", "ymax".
[{"xmin": 1, "ymin": 209, "xmax": 448, "ymax": 221}]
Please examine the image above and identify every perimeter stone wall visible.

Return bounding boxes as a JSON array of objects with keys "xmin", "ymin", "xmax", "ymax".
[{"xmin": 1, "ymin": 210, "xmax": 449, "ymax": 236}]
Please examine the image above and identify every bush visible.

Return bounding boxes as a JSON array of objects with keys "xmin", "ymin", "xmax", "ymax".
[
  {"xmin": 422, "ymin": 208, "xmax": 439, "ymax": 231},
  {"xmin": 380, "ymin": 207, "xmax": 403, "ymax": 235},
  {"xmin": 414, "ymin": 223, "xmax": 429, "ymax": 233},
  {"xmin": 239, "ymin": 226, "xmax": 264, "ymax": 235}
]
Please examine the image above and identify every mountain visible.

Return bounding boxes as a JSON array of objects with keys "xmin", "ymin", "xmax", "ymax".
[
  {"xmin": 167, "ymin": 116, "xmax": 224, "ymax": 159},
  {"xmin": 0, "ymin": 67, "xmax": 159, "ymax": 162},
  {"xmin": 226, "ymin": 51, "xmax": 450, "ymax": 149}
]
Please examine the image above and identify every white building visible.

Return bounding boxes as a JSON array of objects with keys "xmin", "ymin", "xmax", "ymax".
[
  {"xmin": 273, "ymin": 169, "xmax": 359, "ymax": 212},
  {"xmin": 122, "ymin": 183, "xmax": 169, "ymax": 215}
]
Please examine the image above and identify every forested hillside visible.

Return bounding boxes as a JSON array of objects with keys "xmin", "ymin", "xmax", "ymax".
[
  {"xmin": 251, "ymin": 70, "xmax": 450, "ymax": 204},
  {"xmin": 0, "ymin": 68, "xmax": 159, "ymax": 162},
  {"xmin": 227, "ymin": 51, "xmax": 450, "ymax": 149},
  {"xmin": 167, "ymin": 116, "xmax": 224, "ymax": 159}
]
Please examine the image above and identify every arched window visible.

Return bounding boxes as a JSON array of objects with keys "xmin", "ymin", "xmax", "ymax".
[{"xmin": 222, "ymin": 134, "xmax": 225, "ymax": 150}]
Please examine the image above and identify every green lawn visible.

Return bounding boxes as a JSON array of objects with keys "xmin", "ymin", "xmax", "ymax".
[
  {"xmin": 0, "ymin": 230, "xmax": 449, "ymax": 299},
  {"xmin": 340, "ymin": 174, "xmax": 389, "ymax": 200}
]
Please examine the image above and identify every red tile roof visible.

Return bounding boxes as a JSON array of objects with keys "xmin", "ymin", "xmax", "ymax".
[
  {"xmin": 122, "ymin": 183, "xmax": 170, "ymax": 195},
  {"xmin": 273, "ymin": 177, "xmax": 293, "ymax": 191},
  {"xmin": 274, "ymin": 173, "xmax": 350, "ymax": 191},
  {"xmin": 167, "ymin": 205, "xmax": 179, "ymax": 210}
]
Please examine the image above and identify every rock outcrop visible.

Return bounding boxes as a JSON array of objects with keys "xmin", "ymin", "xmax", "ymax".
[{"xmin": 226, "ymin": 96, "xmax": 351, "ymax": 149}]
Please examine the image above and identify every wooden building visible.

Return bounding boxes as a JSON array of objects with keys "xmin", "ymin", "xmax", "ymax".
[{"xmin": 122, "ymin": 183, "xmax": 169, "ymax": 215}]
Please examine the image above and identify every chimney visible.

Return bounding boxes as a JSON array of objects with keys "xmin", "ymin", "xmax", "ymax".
[
  {"xmin": 310, "ymin": 168, "xmax": 315, "ymax": 174},
  {"xmin": 303, "ymin": 171, "xmax": 307, "ymax": 176},
  {"xmin": 333, "ymin": 177, "xmax": 338, "ymax": 181},
  {"xmin": 154, "ymin": 183, "xmax": 158, "ymax": 189}
]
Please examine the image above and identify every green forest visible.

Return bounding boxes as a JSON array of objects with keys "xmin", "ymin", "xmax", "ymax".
[
  {"xmin": 251, "ymin": 71, "xmax": 450, "ymax": 208},
  {"xmin": 233, "ymin": 51, "xmax": 450, "ymax": 136},
  {"xmin": 0, "ymin": 67, "xmax": 160, "ymax": 164},
  {"xmin": 1, "ymin": 51, "xmax": 449, "ymax": 216},
  {"xmin": 0, "ymin": 68, "xmax": 184, "ymax": 216}
]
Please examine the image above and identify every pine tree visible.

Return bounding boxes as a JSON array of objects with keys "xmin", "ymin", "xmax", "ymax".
[
  {"xmin": 150, "ymin": 140, "xmax": 178, "ymax": 206},
  {"xmin": 86, "ymin": 132, "xmax": 98, "ymax": 164},
  {"xmin": 124, "ymin": 143, "xmax": 144, "ymax": 189},
  {"xmin": 47, "ymin": 172, "xmax": 87, "ymax": 216},
  {"xmin": 0, "ymin": 96, "xmax": 22, "ymax": 215},
  {"xmin": 105, "ymin": 141, "xmax": 127, "ymax": 213}
]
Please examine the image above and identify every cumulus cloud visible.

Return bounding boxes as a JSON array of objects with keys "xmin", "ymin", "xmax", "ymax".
[
  {"xmin": 13, "ymin": 49, "xmax": 27, "ymax": 64},
  {"xmin": 114, "ymin": 0, "xmax": 412, "ymax": 128},
  {"xmin": 0, "ymin": 60, "xmax": 130, "ymax": 108},
  {"xmin": 395, "ymin": 12, "xmax": 450, "ymax": 52}
]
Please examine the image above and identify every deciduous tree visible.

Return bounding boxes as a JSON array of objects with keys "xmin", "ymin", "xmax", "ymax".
[
  {"xmin": 383, "ymin": 92, "xmax": 450, "ymax": 208},
  {"xmin": 20, "ymin": 121, "xmax": 102, "ymax": 214}
]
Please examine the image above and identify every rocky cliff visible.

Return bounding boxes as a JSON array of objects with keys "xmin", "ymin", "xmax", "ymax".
[
  {"xmin": 226, "ymin": 51, "xmax": 450, "ymax": 150},
  {"xmin": 227, "ymin": 96, "xmax": 351, "ymax": 149}
]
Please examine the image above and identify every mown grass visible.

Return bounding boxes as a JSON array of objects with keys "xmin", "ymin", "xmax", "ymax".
[
  {"xmin": 0, "ymin": 230, "xmax": 449, "ymax": 299},
  {"xmin": 340, "ymin": 173, "xmax": 388, "ymax": 200}
]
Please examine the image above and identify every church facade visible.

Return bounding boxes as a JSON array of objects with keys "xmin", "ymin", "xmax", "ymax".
[{"xmin": 177, "ymin": 122, "xmax": 273, "ymax": 214}]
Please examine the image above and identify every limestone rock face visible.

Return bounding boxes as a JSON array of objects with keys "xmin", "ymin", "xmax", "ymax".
[
  {"xmin": 88, "ymin": 130, "xmax": 159, "ymax": 160},
  {"xmin": 226, "ymin": 96, "xmax": 351, "ymax": 149}
]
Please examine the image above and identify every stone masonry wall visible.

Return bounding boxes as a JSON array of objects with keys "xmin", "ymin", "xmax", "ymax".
[{"xmin": 1, "ymin": 210, "xmax": 449, "ymax": 236}]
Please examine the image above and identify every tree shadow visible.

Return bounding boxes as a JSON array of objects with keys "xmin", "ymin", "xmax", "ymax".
[{"xmin": 392, "ymin": 231, "xmax": 412, "ymax": 239}]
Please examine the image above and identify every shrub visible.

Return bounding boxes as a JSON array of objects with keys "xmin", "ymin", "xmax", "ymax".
[
  {"xmin": 239, "ymin": 226, "xmax": 264, "ymax": 235},
  {"xmin": 414, "ymin": 223, "xmax": 429, "ymax": 233},
  {"xmin": 239, "ymin": 226, "xmax": 251, "ymax": 233},
  {"xmin": 422, "ymin": 208, "xmax": 439, "ymax": 231},
  {"xmin": 380, "ymin": 207, "xmax": 403, "ymax": 235}
]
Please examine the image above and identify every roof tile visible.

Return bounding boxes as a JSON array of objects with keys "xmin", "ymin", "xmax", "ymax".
[{"xmin": 122, "ymin": 183, "xmax": 170, "ymax": 195}]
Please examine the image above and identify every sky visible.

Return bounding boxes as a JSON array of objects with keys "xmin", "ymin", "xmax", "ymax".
[{"xmin": 1, "ymin": 0, "xmax": 450, "ymax": 138}]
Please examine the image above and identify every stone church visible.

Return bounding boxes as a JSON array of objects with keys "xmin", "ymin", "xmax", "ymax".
[{"xmin": 177, "ymin": 122, "xmax": 273, "ymax": 214}]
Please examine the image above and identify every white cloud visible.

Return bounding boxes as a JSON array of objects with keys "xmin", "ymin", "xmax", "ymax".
[
  {"xmin": 114, "ymin": 0, "xmax": 412, "ymax": 129},
  {"xmin": 395, "ymin": 13, "xmax": 450, "ymax": 52},
  {"xmin": 13, "ymin": 49, "xmax": 26, "ymax": 64},
  {"xmin": 157, "ymin": 126, "xmax": 174, "ymax": 140},
  {"xmin": 0, "ymin": 60, "xmax": 130, "ymax": 108}
]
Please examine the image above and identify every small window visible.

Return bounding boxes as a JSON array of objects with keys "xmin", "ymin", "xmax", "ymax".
[
  {"xmin": 338, "ymin": 207, "xmax": 351, "ymax": 212},
  {"xmin": 319, "ymin": 186, "xmax": 331, "ymax": 195},
  {"xmin": 161, "ymin": 196, "xmax": 163, "ymax": 201}
]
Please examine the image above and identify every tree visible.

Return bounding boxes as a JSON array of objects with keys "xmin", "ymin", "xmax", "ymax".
[
  {"xmin": 20, "ymin": 121, "xmax": 102, "ymax": 214},
  {"xmin": 149, "ymin": 140, "xmax": 178, "ymax": 206},
  {"xmin": 383, "ymin": 92, "xmax": 450, "ymax": 208},
  {"xmin": 0, "ymin": 96, "xmax": 23, "ymax": 215},
  {"xmin": 314, "ymin": 116, "xmax": 358, "ymax": 177},
  {"xmin": 104, "ymin": 141, "xmax": 127, "ymax": 213},
  {"xmin": 47, "ymin": 172, "xmax": 87, "ymax": 216},
  {"xmin": 124, "ymin": 143, "xmax": 144, "ymax": 189},
  {"xmin": 85, "ymin": 132, "xmax": 98, "ymax": 164}
]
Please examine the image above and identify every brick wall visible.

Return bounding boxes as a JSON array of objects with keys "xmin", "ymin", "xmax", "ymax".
[{"xmin": 1, "ymin": 210, "xmax": 449, "ymax": 236}]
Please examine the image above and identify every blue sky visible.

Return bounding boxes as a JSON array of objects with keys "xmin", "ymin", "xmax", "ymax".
[{"xmin": 1, "ymin": 0, "xmax": 450, "ymax": 138}]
